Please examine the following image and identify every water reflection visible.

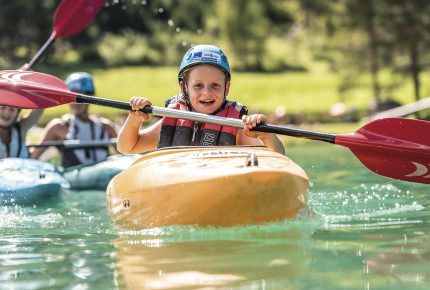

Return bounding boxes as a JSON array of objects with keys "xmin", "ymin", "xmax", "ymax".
[
  {"xmin": 112, "ymin": 224, "xmax": 315, "ymax": 289},
  {"xmin": 308, "ymin": 206, "xmax": 430, "ymax": 289},
  {"xmin": 364, "ymin": 232, "xmax": 430, "ymax": 285},
  {"xmin": 0, "ymin": 233, "xmax": 116, "ymax": 289}
]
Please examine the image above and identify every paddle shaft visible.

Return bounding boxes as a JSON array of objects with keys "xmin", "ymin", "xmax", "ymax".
[
  {"xmin": 76, "ymin": 94, "xmax": 336, "ymax": 143},
  {"xmin": 27, "ymin": 35, "xmax": 56, "ymax": 68},
  {"xmin": 27, "ymin": 138, "xmax": 117, "ymax": 149}
]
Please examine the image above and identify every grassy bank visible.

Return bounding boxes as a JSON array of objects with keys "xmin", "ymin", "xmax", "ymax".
[{"xmin": 36, "ymin": 65, "xmax": 423, "ymax": 125}]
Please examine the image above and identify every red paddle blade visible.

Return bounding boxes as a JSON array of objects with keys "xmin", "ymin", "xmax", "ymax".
[
  {"xmin": 0, "ymin": 70, "xmax": 77, "ymax": 109},
  {"xmin": 336, "ymin": 118, "xmax": 430, "ymax": 184},
  {"xmin": 53, "ymin": 0, "xmax": 105, "ymax": 38}
]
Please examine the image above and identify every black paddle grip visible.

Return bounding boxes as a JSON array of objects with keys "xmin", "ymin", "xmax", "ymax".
[
  {"xmin": 76, "ymin": 95, "xmax": 153, "ymax": 114},
  {"xmin": 254, "ymin": 123, "xmax": 336, "ymax": 143}
]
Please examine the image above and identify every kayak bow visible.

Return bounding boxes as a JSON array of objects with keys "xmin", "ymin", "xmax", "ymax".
[{"xmin": 106, "ymin": 146, "xmax": 309, "ymax": 229}]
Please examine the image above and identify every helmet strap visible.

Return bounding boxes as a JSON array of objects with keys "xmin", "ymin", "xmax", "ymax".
[{"xmin": 180, "ymin": 84, "xmax": 194, "ymax": 111}]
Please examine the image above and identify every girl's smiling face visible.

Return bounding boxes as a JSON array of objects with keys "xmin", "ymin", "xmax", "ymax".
[
  {"xmin": 183, "ymin": 64, "xmax": 230, "ymax": 114},
  {"xmin": 0, "ymin": 106, "xmax": 19, "ymax": 128}
]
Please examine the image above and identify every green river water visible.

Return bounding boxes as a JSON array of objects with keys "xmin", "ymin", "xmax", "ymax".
[{"xmin": 0, "ymin": 143, "xmax": 429, "ymax": 290}]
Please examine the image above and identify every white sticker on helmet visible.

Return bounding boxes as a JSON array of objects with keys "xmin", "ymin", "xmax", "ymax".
[{"xmin": 194, "ymin": 51, "xmax": 221, "ymax": 63}]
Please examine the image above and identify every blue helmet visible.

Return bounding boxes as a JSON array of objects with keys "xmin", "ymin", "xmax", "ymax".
[
  {"xmin": 65, "ymin": 72, "xmax": 95, "ymax": 94},
  {"xmin": 178, "ymin": 45, "xmax": 231, "ymax": 83}
]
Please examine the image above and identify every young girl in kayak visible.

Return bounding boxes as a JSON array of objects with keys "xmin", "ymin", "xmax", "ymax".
[
  {"xmin": 117, "ymin": 44, "xmax": 285, "ymax": 154},
  {"xmin": 0, "ymin": 106, "xmax": 42, "ymax": 159},
  {"xmin": 31, "ymin": 72, "xmax": 117, "ymax": 167}
]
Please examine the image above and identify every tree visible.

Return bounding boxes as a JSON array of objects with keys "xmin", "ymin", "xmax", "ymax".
[
  {"xmin": 0, "ymin": 0, "xmax": 59, "ymax": 66},
  {"xmin": 216, "ymin": 0, "xmax": 269, "ymax": 71}
]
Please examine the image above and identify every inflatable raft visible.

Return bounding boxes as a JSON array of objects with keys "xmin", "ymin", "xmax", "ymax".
[
  {"xmin": 63, "ymin": 154, "xmax": 140, "ymax": 190},
  {"xmin": 0, "ymin": 158, "xmax": 69, "ymax": 205},
  {"xmin": 107, "ymin": 146, "xmax": 309, "ymax": 229}
]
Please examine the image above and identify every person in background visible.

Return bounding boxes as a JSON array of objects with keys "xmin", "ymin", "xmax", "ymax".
[
  {"xmin": 116, "ymin": 44, "xmax": 285, "ymax": 155},
  {"xmin": 31, "ymin": 72, "xmax": 117, "ymax": 167},
  {"xmin": 0, "ymin": 106, "xmax": 43, "ymax": 158}
]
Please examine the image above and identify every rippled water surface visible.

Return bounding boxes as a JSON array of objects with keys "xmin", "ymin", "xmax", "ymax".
[{"xmin": 1, "ymin": 143, "xmax": 429, "ymax": 289}]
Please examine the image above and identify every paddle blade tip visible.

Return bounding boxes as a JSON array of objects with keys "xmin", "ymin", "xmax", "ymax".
[
  {"xmin": 336, "ymin": 118, "xmax": 430, "ymax": 184},
  {"xmin": 351, "ymin": 149, "xmax": 430, "ymax": 184},
  {"xmin": 0, "ymin": 70, "xmax": 76, "ymax": 109},
  {"xmin": 53, "ymin": 0, "xmax": 106, "ymax": 37}
]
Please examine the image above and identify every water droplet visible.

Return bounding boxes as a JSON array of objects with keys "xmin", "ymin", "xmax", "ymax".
[{"xmin": 168, "ymin": 19, "xmax": 174, "ymax": 27}]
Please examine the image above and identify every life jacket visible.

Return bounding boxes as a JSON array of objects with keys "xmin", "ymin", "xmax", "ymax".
[
  {"xmin": 61, "ymin": 115, "xmax": 110, "ymax": 168},
  {"xmin": 0, "ymin": 123, "xmax": 29, "ymax": 159},
  {"xmin": 158, "ymin": 94, "xmax": 248, "ymax": 148}
]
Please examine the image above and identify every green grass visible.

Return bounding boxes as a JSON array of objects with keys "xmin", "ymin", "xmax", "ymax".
[{"xmin": 37, "ymin": 65, "xmax": 425, "ymax": 125}]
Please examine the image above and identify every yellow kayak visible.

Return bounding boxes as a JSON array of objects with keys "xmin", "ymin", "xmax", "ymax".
[{"xmin": 106, "ymin": 146, "xmax": 309, "ymax": 229}]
